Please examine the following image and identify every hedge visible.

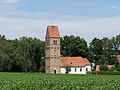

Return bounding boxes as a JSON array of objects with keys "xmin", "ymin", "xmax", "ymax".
[{"xmin": 94, "ymin": 71, "xmax": 120, "ymax": 75}]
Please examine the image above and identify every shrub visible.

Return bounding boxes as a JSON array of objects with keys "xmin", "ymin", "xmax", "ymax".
[
  {"xmin": 116, "ymin": 64, "xmax": 120, "ymax": 71},
  {"xmin": 65, "ymin": 66, "xmax": 71, "ymax": 74},
  {"xmin": 95, "ymin": 71, "xmax": 120, "ymax": 75},
  {"xmin": 99, "ymin": 65, "xmax": 109, "ymax": 71}
]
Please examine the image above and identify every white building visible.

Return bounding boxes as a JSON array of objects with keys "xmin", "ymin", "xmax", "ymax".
[{"xmin": 60, "ymin": 57, "xmax": 91, "ymax": 74}]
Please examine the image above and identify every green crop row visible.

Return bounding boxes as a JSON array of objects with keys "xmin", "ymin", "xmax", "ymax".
[{"xmin": 0, "ymin": 73, "xmax": 120, "ymax": 90}]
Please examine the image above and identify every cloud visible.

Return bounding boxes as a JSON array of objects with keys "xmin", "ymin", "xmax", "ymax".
[
  {"xmin": 0, "ymin": 15, "xmax": 120, "ymax": 43},
  {"xmin": 0, "ymin": 0, "xmax": 19, "ymax": 3},
  {"xmin": 0, "ymin": 10, "xmax": 95, "ymax": 22},
  {"xmin": 112, "ymin": 5, "xmax": 120, "ymax": 9}
]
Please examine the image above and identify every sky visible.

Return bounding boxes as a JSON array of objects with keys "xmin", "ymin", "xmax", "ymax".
[{"xmin": 0, "ymin": 0, "xmax": 120, "ymax": 43}]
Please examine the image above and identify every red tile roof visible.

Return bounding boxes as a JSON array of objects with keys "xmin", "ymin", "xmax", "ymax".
[
  {"xmin": 60, "ymin": 57, "xmax": 91, "ymax": 66},
  {"xmin": 47, "ymin": 26, "xmax": 60, "ymax": 38},
  {"xmin": 96, "ymin": 65, "xmax": 114, "ymax": 71}
]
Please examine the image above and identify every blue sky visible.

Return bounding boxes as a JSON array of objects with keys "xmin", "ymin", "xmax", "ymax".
[{"xmin": 0, "ymin": 0, "xmax": 120, "ymax": 43}]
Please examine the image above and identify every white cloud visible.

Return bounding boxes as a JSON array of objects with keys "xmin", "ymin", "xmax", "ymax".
[
  {"xmin": 112, "ymin": 5, "xmax": 120, "ymax": 9},
  {"xmin": 0, "ymin": 15, "xmax": 120, "ymax": 43},
  {"xmin": 0, "ymin": 0, "xmax": 19, "ymax": 3}
]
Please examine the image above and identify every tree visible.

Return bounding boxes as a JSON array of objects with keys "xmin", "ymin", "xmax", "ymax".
[
  {"xmin": 0, "ymin": 35, "xmax": 13, "ymax": 71},
  {"xmin": 65, "ymin": 66, "xmax": 71, "ymax": 74},
  {"xmin": 0, "ymin": 51, "xmax": 12, "ymax": 72},
  {"xmin": 111, "ymin": 34, "xmax": 120, "ymax": 55},
  {"xmin": 13, "ymin": 37, "xmax": 32, "ymax": 72},
  {"xmin": 89, "ymin": 37, "xmax": 116, "ymax": 65},
  {"xmin": 61, "ymin": 35, "xmax": 88, "ymax": 58},
  {"xmin": 99, "ymin": 65, "xmax": 109, "ymax": 71},
  {"xmin": 89, "ymin": 38, "xmax": 103, "ymax": 64}
]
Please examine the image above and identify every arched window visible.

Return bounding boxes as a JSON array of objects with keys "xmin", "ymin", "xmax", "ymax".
[{"xmin": 53, "ymin": 40, "xmax": 57, "ymax": 45}]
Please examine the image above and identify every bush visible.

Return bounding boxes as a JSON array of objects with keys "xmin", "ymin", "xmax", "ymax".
[
  {"xmin": 65, "ymin": 66, "xmax": 71, "ymax": 74},
  {"xmin": 95, "ymin": 71, "xmax": 120, "ymax": 75},
  {"xmin": 99, "ymin": 65, "xmax": 109, "ymax": 71},
  {"xmin": 116, "ymin": 64, "xmax": 120, "ymax": 71}
]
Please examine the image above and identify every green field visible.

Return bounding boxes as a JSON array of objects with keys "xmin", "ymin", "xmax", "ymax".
[{"xmin": 0, "ymin": 73, "xmax": 120, "ymax": 90}]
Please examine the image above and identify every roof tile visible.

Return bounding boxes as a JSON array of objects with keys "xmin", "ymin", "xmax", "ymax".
[
  {"xmin": 60, "ymin": 57, "xmax": 91, "ymax": 66},
  {"xmin": 47, "ymin": 26, "xmax": 60, "ymax": 38}
]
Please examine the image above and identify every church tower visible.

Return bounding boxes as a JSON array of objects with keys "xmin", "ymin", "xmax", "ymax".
[{"xmin": 45, "ymin": 26, "xmax": 61, "ymax": 74}]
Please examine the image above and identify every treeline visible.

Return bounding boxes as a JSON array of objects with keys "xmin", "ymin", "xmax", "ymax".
[
  {"xmin": 61, "ymin": 35, "xmax": 120, "ymax": 65},
  {"xmin": 89, "ymin": 35, "xmax": 120, "ymax": 65},
  {"xmin": 0, "ymin": 36, "xmax": 45, "ymax": 72},
  {"xmin": 0, "ymin": 34, "xmax": 120, "ymax": 72}
]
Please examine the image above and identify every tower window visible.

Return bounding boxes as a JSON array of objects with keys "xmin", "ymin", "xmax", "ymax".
[
  {"xmin": 53, "ymin": 40, "xmax": 57, "ymax": 45},
  {"xmin": 46, "ymin": 47, "xmax": 50, "ymax": 50},
  {"xmin": 46, "ymin": 41, "xmax": 49, "ymax": 45},
  {"xmin": 51, "ymin": 47, "xmax": 53, "ymax": 49},
  {"xmin": 46, "ymin": 57, "xmax": 50, "ymax": 59}
]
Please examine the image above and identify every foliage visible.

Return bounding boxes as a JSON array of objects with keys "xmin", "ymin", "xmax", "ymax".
[
  {"xmin": 65, "ymin": 66, "xmax": 71, "ymax": 74},
  {"xmin": 99, "ymin": 65, "xmax": 109, "ymax": 71},
  {"xmin": 0, "ymin": 73, "xmax": 120, "ymax": 90},
  {"xmin": 89, "ymin": 34, "xmax": 120, "ymax": 65},
  {"xmin": 115, "ymin": 64, "xmax": 120, "ymax": 71},
  {"xmin": 95, "ymin": 71, "xmax": 120, "ymax": 75},
  {"xmin": 61, "ymin": 35, "xmax": 89, "ymax": 58},
  {"xmin": 0, "ymin": 33, "xmax": 119, "ymax": 72},
  {"xmin": 0, "ymin": 35, "xmax": 45, "ymax": 72}
]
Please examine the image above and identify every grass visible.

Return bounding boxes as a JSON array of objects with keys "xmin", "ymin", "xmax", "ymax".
[{"xmin": 0, "ymin": 72, "xmax": 120, "ymax": 90}]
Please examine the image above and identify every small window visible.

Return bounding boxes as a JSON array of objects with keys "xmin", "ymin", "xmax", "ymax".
[
  {"xmin": 86, "ymin": 68, "xmax": 88, "ymax": 71},
  {"xmin": 80, "ymin": 68, "xmax": 82, "ymax": 72},
  {"xmin": 46, "ymin": 57, "xmax": 50, "ymax": 59},
  {"xmin": 51, "ymin": 47, "xmax": 53, "ymax": 49},
  {"xmin": 46, "ymin": 47, "xmax": 50, "ymax": 50},
  {"xmin": 53, "ymin": 40, "xmax": 57, "ymax": 45},
  {"xmin": 75, "ymin": 68, "xmax": 76, "ymax": 72},
  {"xmin": 46, "ymin": 41, "xmax": 49, "ymax": 45}
]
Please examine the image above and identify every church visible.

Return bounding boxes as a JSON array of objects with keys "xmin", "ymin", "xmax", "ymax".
[{"xmin": 45, "ymin": 26, "xmax": 91, "ymax": 74}]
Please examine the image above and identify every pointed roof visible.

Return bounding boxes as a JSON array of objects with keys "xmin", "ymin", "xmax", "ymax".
[
  {"xmin": 60, "ymin": 57, "xmax": 91, "ymax": 66},
  {"xmin": 46, "ymin": 26, "xmax": 60, "ymax": 38}
]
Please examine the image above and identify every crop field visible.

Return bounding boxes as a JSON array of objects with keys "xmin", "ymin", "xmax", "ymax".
[{"xmin": 0, "ymin": 73, "xmax": 120, "ymax": 90}]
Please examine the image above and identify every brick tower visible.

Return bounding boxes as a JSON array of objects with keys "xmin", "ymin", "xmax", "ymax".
[{"xmin": 45, "ymin": 26, "xmax": 61, "ymax": 74}]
